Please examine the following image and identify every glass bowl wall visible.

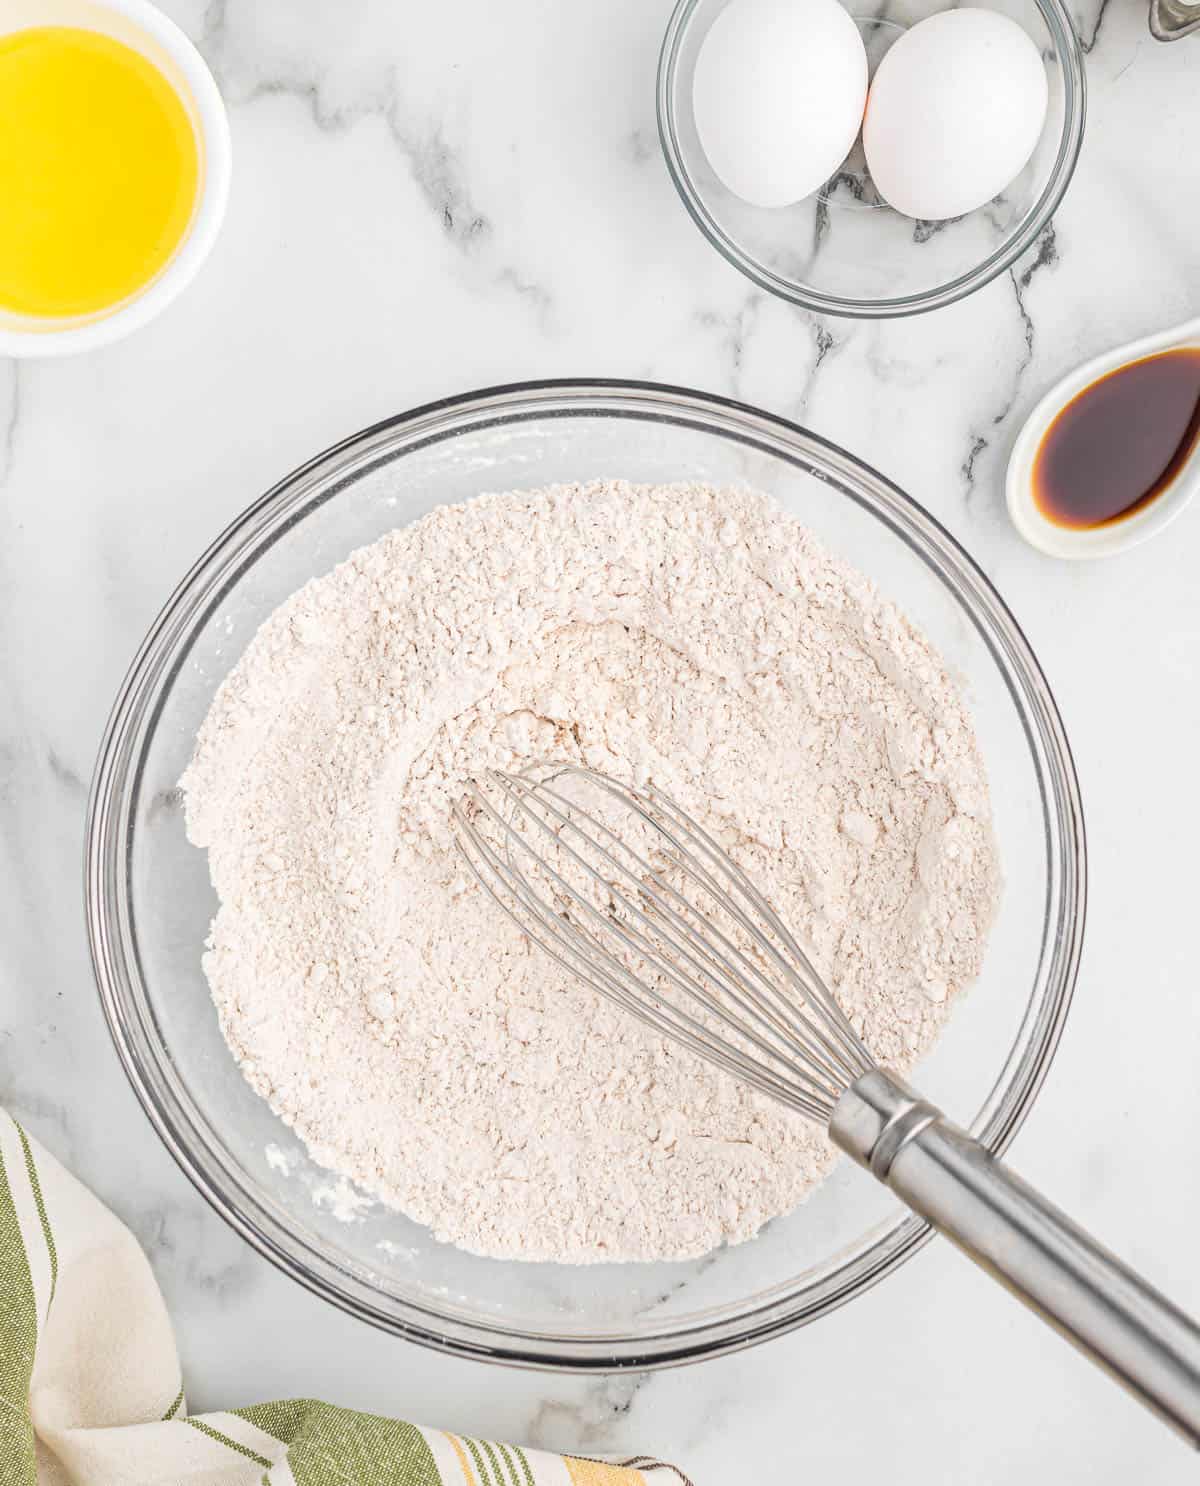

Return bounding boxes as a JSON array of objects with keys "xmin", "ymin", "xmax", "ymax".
[
  {"xmin": 657, "ymin": 0, "xmax": 1086, "ymax": 317},
  {"xmin": 86, "ymin": 381, "xmax": 1085, "ymax": 1369}
]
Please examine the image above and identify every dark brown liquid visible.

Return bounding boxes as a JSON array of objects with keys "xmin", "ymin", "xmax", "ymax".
[{"xmin": 1032, "ymin": 346, "xmax": 1200, "ymax": 529}]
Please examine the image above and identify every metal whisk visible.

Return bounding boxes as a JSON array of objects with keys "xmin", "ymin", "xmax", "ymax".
[{"xmin": 455, "ymin": 763, "xmax": 1200, "ymax": 1445}]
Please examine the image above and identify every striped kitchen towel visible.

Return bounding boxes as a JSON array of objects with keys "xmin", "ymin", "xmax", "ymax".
[{"xmin": 0, "ymin": 1112, "xmax": 690, "ymax": 1486}]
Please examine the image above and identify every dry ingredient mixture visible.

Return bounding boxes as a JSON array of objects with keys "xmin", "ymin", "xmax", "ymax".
[{"xmin": 183, "ymin": 481, "xmax": 999, "ymax": 1263}]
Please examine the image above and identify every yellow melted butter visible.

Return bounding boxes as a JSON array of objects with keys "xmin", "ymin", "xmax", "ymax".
[{"xmin": 0, "ymin": 25, "xmax": 200, "ymax": 318}]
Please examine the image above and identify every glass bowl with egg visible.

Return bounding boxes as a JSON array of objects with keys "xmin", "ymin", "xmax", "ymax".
[
  {"xmin": 657, "ymin": 0, "xmax": 1085, "ymax": 318},
  {"xmin": 86, "ymin": 380, "xmax": 1085, "ymax": 1368}
]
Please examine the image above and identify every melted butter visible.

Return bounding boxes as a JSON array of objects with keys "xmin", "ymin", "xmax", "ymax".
[{"xmin": 0, "ymin": 26, "xmax": 200, "ymax": 318}]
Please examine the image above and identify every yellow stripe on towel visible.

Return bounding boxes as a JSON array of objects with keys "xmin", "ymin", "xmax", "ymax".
[
  {"xmin": 566, "ymin": 1459, "xmax": 645, "ymax": 1485},
  {"xmin": 444, "ymin": 1431, "xmax": 479, "ymax": 1483}
]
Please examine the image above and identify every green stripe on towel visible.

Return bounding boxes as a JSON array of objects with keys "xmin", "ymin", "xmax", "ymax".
[
  {"xmin": 242, "ymin": 1400, "xmax": 441, "ymax": 1485},
  {"xmin": 510, "ymin": 1443, "xmax": 537, "ymax": 1486},
  {"xmin": 185, "ymin": 1416, "xmax": 274, "ymax": 1468},
  {"xmin": 0, "ymin": 1129, "xmax": 40, "ymax": 1486},
  {"xmin": 494, "ymin": 1440, "xmax": 524, "ymax": 1486},
  {"xmin": 235, "ymin": 1397, "xmax": 314, "ymax": 1444},
  {"xmin": 14, "ymin": 1122, "xmax": 57, "ymax": 1312}
]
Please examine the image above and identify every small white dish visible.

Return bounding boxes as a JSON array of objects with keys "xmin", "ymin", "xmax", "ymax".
[
  {"xmin": 0, "ymin": 0, "xmax": 231, "ymax": 359},
  {"xmin": 1006, "ymin": 315, "xmax": 1200, "ymax": 560}
]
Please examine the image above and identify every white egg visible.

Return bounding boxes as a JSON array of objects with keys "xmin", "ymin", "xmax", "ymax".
[
  {"xmin": 693, "ymin": 0, "xmax": 868, "ymax": 209},
  {"xmin": 862, "ymin": 8, "xmax": 1048, "ymax": 222}
]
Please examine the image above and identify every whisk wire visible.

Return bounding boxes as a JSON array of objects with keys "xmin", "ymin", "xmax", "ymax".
[
  {"xmin": 496, "ymin": 770, "xmax": 859, "ymax": 1098},
  {"xmin": 457, "ymin": 766, "xmax": 1200, "ymax": 1445},
  {"xmin": 453, "ymin": 764, "xmax": 873, "ymax": 1120},
  {"xmin": 569, "ymin": 770, "xmax": 868, "ymax": 1081},
  {"xmin": 454, "ymin": 807, "xmax": 829, "ymax": 1117},
  {"xmin": 631, "ymin": 781, "xmax": 870, "ymax": 1078},
  {"xmin": 463, "ymin": 779, "xmax": 836, "ymax": 1103}
]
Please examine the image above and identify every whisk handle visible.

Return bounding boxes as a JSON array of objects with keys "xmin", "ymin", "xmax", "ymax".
[{"xmin": 830, "ymin": 1069, "xmax": 1200, "ymax": 1446}]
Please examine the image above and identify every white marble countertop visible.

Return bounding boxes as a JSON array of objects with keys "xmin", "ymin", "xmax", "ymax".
[{"xmin": 4, "ymin": 0, "xmax": 1200, "ymax": 1478}]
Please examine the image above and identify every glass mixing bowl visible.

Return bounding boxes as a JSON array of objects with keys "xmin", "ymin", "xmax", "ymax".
[
  {"xmin": 657, "ymin": 0, "xmax": 1086, "ymax": 317},
  {"xmin": 86, "ymin": 381, "xmax": 1085, "ymax": 1369}
]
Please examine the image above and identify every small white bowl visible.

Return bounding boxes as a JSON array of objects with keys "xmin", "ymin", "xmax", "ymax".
[
  {"xmin": 0, "ymin": 0, "xmax": 231, "ymax": 359},
  {"xmin": 1006, "ymin": 315, "xmax": 1200, "ymax": 560}
]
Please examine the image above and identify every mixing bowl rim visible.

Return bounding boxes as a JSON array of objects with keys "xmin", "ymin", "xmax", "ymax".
[
  {"xmin": 655, "ymin": 0, "xmax": 1087, "ymax": 319},
  {"xmin": 85, "ymin": 377, "xmax": 1086, "ymax": 1370}
]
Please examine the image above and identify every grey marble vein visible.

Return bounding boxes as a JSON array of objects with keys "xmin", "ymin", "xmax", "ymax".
[
  {"xmin": 961, "ymin": 224, "xmax": 1059, "ymax": 502},
  {"xmin": 5, "ymin": 1, "xmax": 1199, "ymax": 1479},
  {"xmin": 525, "ymin": 1373, "xmax": 654, "ymax": 1455},
  {"xmin": 0, "ymin": 365, "xmax": 19, "ymax": 486},
  {"xmin": 191, "ymin": 17, "xmax": 559, "ymax": 328},
  {"xmin": 46, "ymin": 746, "xmax": 86, "ymax": 797},
  {"xmin": 797, "ymin": 320, "xmax": 838, "ymax": 411},
  {"xmin": 200, "ymin": 0, "xmax": 227, "ymax": 52},
  {"xmin": 694, "ymin": 291, "xmax": 765, "ymax": 396},
  {"xmin": 1077, "ymin": 0, "xmax": 1115, "ymax": 54},
  {"xmin": 627, "ymin": 128, "xmax": 658, "ymax": 167},
  {"xmin": 130, "ymin": 1199, "xmax": 261, "ymax": 1306}
]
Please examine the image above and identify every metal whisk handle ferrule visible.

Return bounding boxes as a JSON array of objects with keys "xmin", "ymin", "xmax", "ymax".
[
  {"xmin": 457, "ymin": 766, "xmax": 1200, "ymax": 1441},
  {"xmin": 831, "ymin": 1070, "xmax": 1200, "ymax": 1447}
]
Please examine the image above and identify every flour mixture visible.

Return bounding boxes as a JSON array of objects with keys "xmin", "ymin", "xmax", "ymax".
[{"xmin": 182, "ymin": 481, "xmax": 999, "ymax": 1263}]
